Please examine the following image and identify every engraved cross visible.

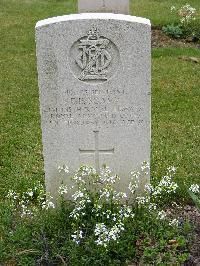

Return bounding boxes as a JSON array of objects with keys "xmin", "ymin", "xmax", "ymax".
[{"xmin": 79, "ymin": 131, "xmax": 114, "ymax": 172}]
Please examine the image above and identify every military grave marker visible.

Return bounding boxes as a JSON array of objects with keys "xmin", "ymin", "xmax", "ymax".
[{"xmin": 36, "ymin": 11, "xmax": 151, "ymax": 198}]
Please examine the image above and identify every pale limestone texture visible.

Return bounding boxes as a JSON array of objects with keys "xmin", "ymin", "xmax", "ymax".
[
  {"xmin": 35, "ymin": 13, "xmax": 151, "ymax": 198},
  {"xmin": 78, "ymin": 0, "xmax": 130, "ymax": 14}
]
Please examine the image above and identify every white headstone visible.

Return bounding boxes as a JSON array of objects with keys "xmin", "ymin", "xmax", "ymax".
[
  {"xmin": 78, "ymin": 0, "xmax": 130, "ymax": 14},
  {"xmin": 35, "ymin": 13, "xmax": 151, "ymax": 198}
]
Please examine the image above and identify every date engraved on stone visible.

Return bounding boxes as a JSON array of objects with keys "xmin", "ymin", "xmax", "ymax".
[{"xmin": 70, "ymin": 28, "xmax": 120, "ymax": 83}]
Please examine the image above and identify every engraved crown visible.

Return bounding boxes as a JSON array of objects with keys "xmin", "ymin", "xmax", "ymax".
[{"xmin": 87, "ymin": 28, "xmax": 99, "ymax": 40}]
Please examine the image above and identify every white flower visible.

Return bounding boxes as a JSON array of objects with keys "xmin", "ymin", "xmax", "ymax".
[
  {"xmin": 128, "ymin": 181, "xmax": 138, "ymax": 194},
  {"xmin": 141, "ymin": 161, "xmax": 150, "ymax": 173},
  {"xmin": 148, "ymin": 203, "xmax": 157, "ymax": 211},
  {"xmin": 94, "ymin": 223, "xmax": 110, "ymax": 247},
  {"xmin": 99, "ymin": 166, "xmax": 119, "ymax": 184},
  {"xmin": 129, "ymin": 162, "xmax": 150, "ymax": 194},
  {"xmin": 112, "ymin": 214, "xmax": 117, "ymax": 221},
  {"xmin": 69, "ymin": 209, "xmax": 80, "ymax": 219},
  {"xmin": 95, "ymin": 239, "xmax": 105, "ymax": 246},
  {"xmin": 21, "ymin": 207, "xmax": 33, "ymax": 217},
  {"xmin": 167, "ymin": 166, "xmax": 176, "ymax": 173},
  {"xmin": 69, "ymin": 190, "xmax": 91, "ymax": 220},
  {"xmin": 47, "ymin": 201, "xmax": 55, "ymax": 209},
  {"xmin": 94, "ymin": 223, "xmax": 107, "ymax": 236},
  {"xmin": 170, "ymin": 5, "xmax": 176, "ymax": 12},
  {"xmin": 72, "ymin": 165, "xmax": 96, "ymax": 184},
  {"xmin": 179, "ymin": 4, "xmax": 196, "ymax": 24},
  {"xmin": 6, "ymin": 190, "xmax": 18, "ymax": 200},
  {"xmin": 152, "ymin": 175, "xmax": 178, "ymax": 196},
  {"xmin": 136, "ymin": 196, "xmax": 149, "ymax": 205},
  {"xmin": 58, "ymin": 184, "xmax": 68, "ymax": 196},
  {"xmin": 189, "ymin": 184, "xmax": 200, "ymax": 194},
  {"xmin": 27, "ymin": 191, "xmax": 33, "ymax": 197},
  {"xmin": 131, "ymin": 170, "xmax": 140, "ymax": 179},
  {"xmin": 42, "ymin": 197, "xmax": 55, "ymax": 210},
  {"xmin": 157, "ymin": 210, "xmax": 166, "ymax": 220},
  {"xmin": 99, "ymin": 188, "xmax": 111, "ymax": 200},
  {"xmin": 119, "ymin": 205, "xmax": 134, "ymax": 219},
  {"xmin": 72, "ymin": 190, "xmax": 85, "ymax": 200},
  {"xmin": 145, "ymin": 184, "xmax": 154, "ymax": 193},
  {"xmin": 120, "ymin": 192, "xmax": 127, "ymax": 198},
  {"xmin": 94, "ymin": 222, "xmax": 125, "ymax": 247},
  {"xmin": 73, "ymin": 174, "xmax": 85, "ymax": 183},
  {"xmin": 71, "ymin": 229, "xmax": 83, "ymax": 244},
  {"xmin": 77, "ymin": 165, "xmax": 96, "ymax": 176},
  {"xmin": 58, "ymin": 164, "xmax": 69, "ymax": 173},
  {"xmin": 109, "ymin": 222, "xmax": 124, "ymax": 241},
  {"xmin": 169, "ymin": 219, "xmax": 179, "ymax": 227}
]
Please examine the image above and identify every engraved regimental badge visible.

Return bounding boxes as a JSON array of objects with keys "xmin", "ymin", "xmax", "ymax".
[{"xmin": 70, "ymin": 28, "xmax": 119, "ymax": 84}]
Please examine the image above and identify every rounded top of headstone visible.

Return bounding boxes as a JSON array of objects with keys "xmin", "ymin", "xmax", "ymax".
[{"xmin": 35, "ymin": 13, "xmax": 151, "ymax": 29}]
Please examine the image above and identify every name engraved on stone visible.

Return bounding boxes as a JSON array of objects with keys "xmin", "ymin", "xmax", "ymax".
[
  {"xmin": 70, "ymin": 28, "xmax": 120, "ymax": 84},
  {"xmin": 79, "ymin": 130, "xmax": 114, "ymax": 172}
]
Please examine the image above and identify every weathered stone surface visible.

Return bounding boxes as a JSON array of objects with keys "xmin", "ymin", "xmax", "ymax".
[
  {"xmin": 78, "ymin": 0, "xmax": 130, "ymax": 14},
  {"xmin": 35, "ymin": 13, "xmax": 151, "ymax": 198}
]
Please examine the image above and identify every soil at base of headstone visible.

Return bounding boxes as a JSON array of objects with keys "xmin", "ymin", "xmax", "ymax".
[
  {"xmin": 165, "ymin": 205, "xmax": 200, "ymax": 266},
  {"xmin": 152, "ymin": 28, "xmax": 200, "ymax": 49},
  {"xmin": 181, "ymin": 205, "xmax": 200, "ymax": 266}
]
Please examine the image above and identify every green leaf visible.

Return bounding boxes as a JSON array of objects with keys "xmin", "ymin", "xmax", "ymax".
[{"xmin": 188, "ymin": 191, "xmax": 200, "ymax": 211}]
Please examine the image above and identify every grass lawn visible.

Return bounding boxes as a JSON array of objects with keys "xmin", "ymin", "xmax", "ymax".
[{"xmin": 1, "ymin": 0, "xmax": 200, "ymax": 198}]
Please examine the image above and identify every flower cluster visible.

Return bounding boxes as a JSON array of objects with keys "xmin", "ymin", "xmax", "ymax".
[
  {"xmin": 178, "ymin": 4, "xmax": 196, "ymax": 24},
  {"xmin": 6, "ymin": 162, "xmax": 185, "ymax": 250},
  {"xmin": 157, "ymin": 210, "xmax": 167, "ymax": 220},
  {"xmin": 131, "ymin": 166, "xmax": 180, "ymax": 225},
  {"xmin": 129, "ymin": 161, "xmax": 150, "ymax": 194},
  {"xmin": 94, "ymin": 222, "xmax": 125, "ymax": 247},
  {"xmin": 69, "ymin": 188, "xmax": 91, "ymax": 220},
  {"xmin": 66, "ymin": 163, "xmax": 181, "ymax": 246},
  {"xmin": 170, "ymin": 4, "xmax": 197, "ymax": 25},
  {"xmin": 58, "ymin": 184, "xmax": 68, "ymax": 196},
  {"xmin": 57, "ymin": 164, "xmax": 136, "ymax": 246},
  {"xmin": 41, "ymin": 196, "xmax": 55, "ymax": 210},
  {"xmin": 169, "ymin": 218, "xmax": 179, "ymax": 227},
  {"xmin": 152, "ymin": 175, "xmax": 178, "ymax": 196},
  {"xmin": 6, "ymin": 182, "xmax": 55, "ymax": 217},
  {"xmin": 136, "ymin": 196, "xmax": 150, "ymax": 205},
  {"xmin": 71, "ymin": 229, "xmax": 84, "ymax": 244},
  {"xmin": 58, "ymin": 164, "xmax": 69, "ymax": 173},
  {"xmin": 72, "ymin": 165, "xmax": 96, "ymax": 185},
  {"xmin": 189, "ymin": 184, "xmax": 200, "ymax": 194},
  {"xmin": 151, "ymin": 167, "xmax": 178, "ymax": 197},
  {"xmin": 99, "ymin": 166, "xmax": 119, "ymax": 185}
]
